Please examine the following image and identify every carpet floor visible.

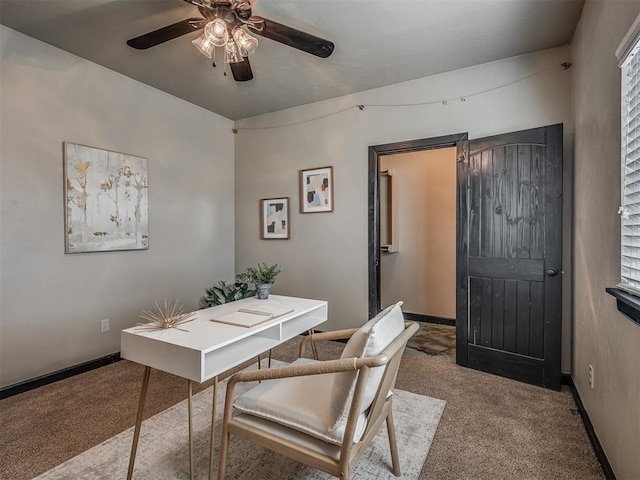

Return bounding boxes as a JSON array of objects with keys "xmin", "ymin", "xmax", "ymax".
[
  {"xmin": 34, "ymin": 360, "xmax": 445, "ymax": 480},
  {"xmin": 0, "ymin": 337, "xmax": 604, "ymax": 480}
]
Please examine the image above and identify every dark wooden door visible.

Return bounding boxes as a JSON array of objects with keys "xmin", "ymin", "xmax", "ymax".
[{"xmin": 456, "ymin": 125, "xmax": 563, "ymax": 390}]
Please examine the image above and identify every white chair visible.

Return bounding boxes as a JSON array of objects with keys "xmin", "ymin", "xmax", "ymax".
[{"xmin": 218, "ymin": 302, "xmax": 418, "ymax": 480}]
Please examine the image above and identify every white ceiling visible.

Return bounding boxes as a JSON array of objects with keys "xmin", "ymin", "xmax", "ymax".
[{"xmin": 0, "ymin": 0, "xmax": 584, "ymax": 120}]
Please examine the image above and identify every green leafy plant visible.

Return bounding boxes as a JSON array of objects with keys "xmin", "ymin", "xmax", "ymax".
[
  {"xmin": 237, "ymin": 263, "xmax": 281, "ymax": 285},
  {"xmin": 203, "ymin": 280, "xmax": 256, "ymax": 307}
]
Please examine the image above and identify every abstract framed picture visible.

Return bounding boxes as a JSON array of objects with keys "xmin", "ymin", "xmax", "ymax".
[
  {"xmin": 260, "ymin": 197, "xmax": 290, "ymax": 240},
  {"xmin": 300, "ymin": 166, "xmax": 333, "ymax": 213},
  {"xmin": 63, "ymin": 142, "xmax": 149, "ymax": 253}
]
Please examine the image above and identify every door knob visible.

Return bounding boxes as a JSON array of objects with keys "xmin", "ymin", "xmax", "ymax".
[{"xmin": 546, "ymin": 268, "xmax": 559, "ymax": 277}]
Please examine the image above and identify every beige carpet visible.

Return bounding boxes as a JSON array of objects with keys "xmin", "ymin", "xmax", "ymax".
[
  {"xmin": 34, "ymin": 361, "xmax": 445, "ymax": 480},
  {"xmin": 0, "ymin": 337, "xmax": 605, "ymax": 480}
]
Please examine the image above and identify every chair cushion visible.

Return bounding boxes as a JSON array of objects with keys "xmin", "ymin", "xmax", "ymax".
[
  {"xmin": 233, "ymin": 358, "xmax": 367, "ymax": 446},
  {"xmin": 328, "ymin": 301, "xmax": 404, "ymax": 435},
  {"xmin": 233, "ymin": 414, "xmax": 343, "ymax": 460}
]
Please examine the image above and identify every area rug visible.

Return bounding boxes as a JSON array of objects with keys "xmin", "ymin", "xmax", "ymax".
[
  {"xmin": 35, "ymin": 361, "xmax": 446, "ymax": 480},
  {"xmin": 405, "ymin": 323, "xmax": 456, "ymax": 363}
]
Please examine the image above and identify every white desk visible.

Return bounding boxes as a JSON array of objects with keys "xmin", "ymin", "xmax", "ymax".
[{"xmin": 121, "ymin": 295, "xmax": 327, "ymax": 480}]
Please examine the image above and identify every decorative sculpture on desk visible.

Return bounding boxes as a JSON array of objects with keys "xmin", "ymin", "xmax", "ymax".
[{"xmin": 136, "ymin": 299, "xmax": 196, "ymax": 332}]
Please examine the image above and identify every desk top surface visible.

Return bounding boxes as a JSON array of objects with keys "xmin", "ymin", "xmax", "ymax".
[{"xmin": 121, "ymin": 295, "xmax": 327, "ymax": 353}]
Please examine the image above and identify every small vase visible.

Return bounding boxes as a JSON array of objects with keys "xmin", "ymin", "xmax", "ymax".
[{"xmin": 256, "ymin": 283, "xmax": 272, "ymax": 300}]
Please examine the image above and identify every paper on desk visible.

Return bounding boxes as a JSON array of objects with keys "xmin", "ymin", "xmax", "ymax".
[{"xmin": 211, "ymin": 303, "xmax": 294, "ymax": 328}]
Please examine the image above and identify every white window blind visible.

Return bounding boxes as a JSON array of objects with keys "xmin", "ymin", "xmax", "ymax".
[{"xmin": 620, "ymin": 32, "xmax": 640, "ymax": 294}]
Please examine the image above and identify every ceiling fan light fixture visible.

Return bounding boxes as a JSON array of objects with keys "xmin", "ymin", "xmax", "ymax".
[
  {"xmin": 205, "ymin": 18, "xmax": 229, "ymax": 47},
  {"xmin": 225, "ymin": 41, "xmax": 243, "ymax": 64},
  {"xmin": 232, "ymin": 28, "xmax": 258, "ymax": 56},
  {"xmin": 192, "ymin": 34, "xmax": 215, "ymax": 58},
  {"xmin": 128, "ymin": 0, "xmax": 333, "ymax": 82}
]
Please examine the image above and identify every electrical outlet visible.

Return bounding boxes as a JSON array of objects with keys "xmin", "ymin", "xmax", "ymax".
[
  {"xmin": 100, "ymin": 318, "xmax": 110, "ymax": 333},
  {"xmin": 588, "ymin": 365, "xmax": 594, "ymax": 389}
]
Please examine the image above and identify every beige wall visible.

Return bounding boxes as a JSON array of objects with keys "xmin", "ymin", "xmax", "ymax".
[
  {"xmin": 380, "ymin": 148, "xmax": 456, "ymax": 318},
  {"xmin": 234, "ymin": 46, "xmax": 573, "ymax": 371},
  {"xmin": 571, "ymin": 1, "xmax": 640, "ymax": 478},
  {"xmin": 0, "ymin": 27, "xmax": 236, "ymax": 387}
]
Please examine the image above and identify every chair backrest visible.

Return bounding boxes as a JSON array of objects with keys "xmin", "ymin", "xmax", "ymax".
[
  {"xmin": 340, "ymin": 319, "xmax": 418, "ymax": 457},
  {"xmin": 328, "ymin": 302, "xmax": 406, "ymax": 438},
  {"xmin": 358, "ymin": 320, "xmax": 418, "ymax": 441}
]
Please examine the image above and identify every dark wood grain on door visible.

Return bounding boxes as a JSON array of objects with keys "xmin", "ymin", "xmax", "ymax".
[{"xmin": 459, "ymin": 125, "xmax": 562, "ymax": 390}]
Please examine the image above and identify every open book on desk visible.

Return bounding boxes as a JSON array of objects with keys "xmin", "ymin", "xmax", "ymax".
[{"xmin": 211, "ymin": 303, "xmax": 294, "ymax": 328}]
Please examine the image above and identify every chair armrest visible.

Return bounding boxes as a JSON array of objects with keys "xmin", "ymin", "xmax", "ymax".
[
  {"xmin": 229, "ymin": 352, "xmax": 391, "ymax": 386},
  {"xmin": 308, "ymin": 328, "xmax": 360, "ymax": 342},
  {"xmin": 229, "ymin": 357, "xmax": 359, "ymax": 386},
  {"xmin": 299, "ymin": 327, "xmax": 360, "ymax": 357}
]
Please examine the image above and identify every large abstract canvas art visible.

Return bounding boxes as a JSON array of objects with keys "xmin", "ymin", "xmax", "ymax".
[{"xmin": 64, "ymin": 142, "xmax": 149, "ymax": 253}]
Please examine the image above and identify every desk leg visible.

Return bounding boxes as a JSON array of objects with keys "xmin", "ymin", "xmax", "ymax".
[
  {"xmin": 188, "ymin": 381, "xmax": 194, "ymax": 480},
  {"xmin": 127, "ymin": 366, "xmax": 151, "ymax": 480},
  {"xmin": 308, "ymin": 329, "xmax": 319, "ymax": 360},
  {"xmin": 257, "ymin": 354, "xmax": 262, "ymax": 383},
  {"xmin": 208, "ymin": 376, "xmax": 218, "ymax": 480}
]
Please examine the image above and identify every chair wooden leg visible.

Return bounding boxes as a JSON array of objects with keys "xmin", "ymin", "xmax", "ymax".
[
  {"xmin": 217, "ymin": 425, "xmax": 230, "ymax": 479},
  {"xmin": 386, "ymin": 409, "xmax": 401, "ymax": 477}
]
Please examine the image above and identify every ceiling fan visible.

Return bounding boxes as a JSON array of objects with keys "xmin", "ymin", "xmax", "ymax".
[{"xmin": 126, "ymin": 0, "xmax": 335, "ymax": 82}]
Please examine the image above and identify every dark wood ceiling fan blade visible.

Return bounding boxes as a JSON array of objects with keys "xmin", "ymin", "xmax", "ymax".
[
  {"xmin": 127, "ymin": 18, "xmax": 207, "ymax": 50},
  {"xmin": 249, "ymin": 17, "xmax": 334, "ymax": 58},
  {"xmin": 230, "ymin": 57, "xmax": 254, "ymax": 82}
]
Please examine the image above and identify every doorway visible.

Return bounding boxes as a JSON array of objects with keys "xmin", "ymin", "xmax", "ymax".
[
  {"xmin": 378, "ymin": 148, "xmax": 458, "ymax": 362},
  {"xmin": 369, "ymin": 133, "xmax": 468, "ymax": 363},
  {"xmin": 368, "ymin": 133, "xmax": 468, "ymax": 317},
  {"xmin": 368, "ymin": 125, "xmax": 563, "ymax": 389},
  {"xmin": 379, "ymin": 148, "xmax": 457, "ymax": 321}
]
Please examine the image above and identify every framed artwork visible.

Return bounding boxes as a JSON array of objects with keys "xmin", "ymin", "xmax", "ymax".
[
  {"xmin": 63, "ymin": 142, "xmax": 149, "ymax": 253},
  {"xmin": 260, "ymin": 197, "xmax": 290, "ymax": 239},
  {"xmin": 300, "ymin": 166, "xmax": 334, "ymax": 213}
]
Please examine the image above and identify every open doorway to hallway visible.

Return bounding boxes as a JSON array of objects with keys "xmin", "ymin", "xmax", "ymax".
[
  {"xmin": 368, "ymin": 133, "xmax": 468, "ymax": 366},
  {"xmin": 378, "ymin": 147, "xmax": 458, "ymax": 363}
]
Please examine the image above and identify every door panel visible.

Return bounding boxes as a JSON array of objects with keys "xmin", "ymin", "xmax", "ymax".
[
  {"xmin": 491, "ymin": 278, "xmax": 505, "ymax": 350},
  {"xmin": 457, "ymin": 124, "xmax": 562, "ymax": 390}
]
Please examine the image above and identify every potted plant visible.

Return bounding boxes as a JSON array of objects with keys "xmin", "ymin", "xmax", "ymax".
[
  {"xmin": 237, "ymin": 263, "xmax": 281, "ymax": 299},
  {"xmin": 202, "ymin": 280, "xmax": 256, "ymax": 308}
]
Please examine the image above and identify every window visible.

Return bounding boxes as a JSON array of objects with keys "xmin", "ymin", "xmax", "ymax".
[{"xmin": 618, "ymin": 15, "xmax": 640, "ymax": 295}]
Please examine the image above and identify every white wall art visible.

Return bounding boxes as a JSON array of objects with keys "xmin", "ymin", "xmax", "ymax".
[{"xmin": 64, "ymin": 142, "xmax": 148, "ymax": 253}]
